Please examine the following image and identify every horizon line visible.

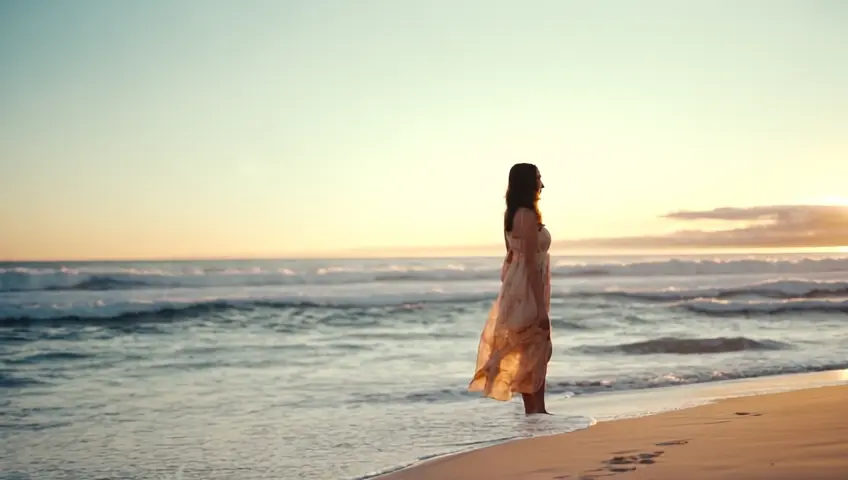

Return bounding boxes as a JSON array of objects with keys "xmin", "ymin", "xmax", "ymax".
[{"xmin": 3, "ymin": 245, "xmax": 847, "ymax": 263}]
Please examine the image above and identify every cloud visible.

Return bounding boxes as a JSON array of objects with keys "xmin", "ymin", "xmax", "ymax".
[{"xmin": 558, "ymin": 205, "xmax": 848, "ymax": 249}]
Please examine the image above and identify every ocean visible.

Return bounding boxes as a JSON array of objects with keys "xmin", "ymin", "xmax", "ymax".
[{"xmin": 2, "ymin": 252, "xmax": 848, "ymax": 479}]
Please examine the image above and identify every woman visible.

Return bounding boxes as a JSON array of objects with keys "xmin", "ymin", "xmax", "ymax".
[{"xmin": 468, "ymin": 163, "xmax": 552, "ymax": 415}]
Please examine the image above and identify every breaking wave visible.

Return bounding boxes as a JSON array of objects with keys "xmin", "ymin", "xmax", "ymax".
[
  {"xmin": 4, "ymin": 256, "xmax": 848, "ymax": 292},
  {"xmin": 588, "ymin": 279, "xmax": 848, "ymax": 302},
  {"xmin": 5, "ymin": 278, "xmax": 848, "ymax": 323},
  {"xmin": 680, "ymin": 298, "xmax": 848, "ymax": 315},
  {"xmin": 0, "ymin": 292, "xmax": 497, "ymax": 324},
  {"xmin": 578, "ymin": 336, "xmax": 790, "ymax": 355}
]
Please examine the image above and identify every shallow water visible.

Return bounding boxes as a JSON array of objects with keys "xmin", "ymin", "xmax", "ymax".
[{"xmin": 2, "ymin": 253, "xmax": 848, "ymax": 479}]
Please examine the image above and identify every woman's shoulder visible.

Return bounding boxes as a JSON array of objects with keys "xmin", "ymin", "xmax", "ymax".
[
  {"xmin": 511, "ymin": 207, "xmax": 539, "ymax": 232},
  {"xmin": 513, "ymin": 207, "xmax": 538, "ymax": 219}
]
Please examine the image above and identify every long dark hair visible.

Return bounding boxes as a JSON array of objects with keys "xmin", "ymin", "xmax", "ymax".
[{"xmin": 504, "ymin": 163, "xmax": 542, "ymax": 232}]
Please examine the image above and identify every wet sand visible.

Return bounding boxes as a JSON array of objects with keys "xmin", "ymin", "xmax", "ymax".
[{"xmin": 379, "ymin": 384, "xmax": 848, "ymax": 479}]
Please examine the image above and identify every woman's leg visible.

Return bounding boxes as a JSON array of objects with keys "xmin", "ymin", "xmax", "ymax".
[
  {"xmin": 533, "ymin": 382, "xmax": 549, "ymax": 414},
  {"xmin": 521, "ymin": 393, "xmax": 535, "ymax": 414},
  {"xmin": 533, "ymin": 336, "xmax": 552, "ymax": 414},
  {"xmin": 523, "ymin": 384, "xmax": 548, "ymax": 415}
]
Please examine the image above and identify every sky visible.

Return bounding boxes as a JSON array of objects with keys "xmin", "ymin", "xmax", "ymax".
[{"xmin": 1, "ymin": 0, "xmax": 847, "ymax": 260}]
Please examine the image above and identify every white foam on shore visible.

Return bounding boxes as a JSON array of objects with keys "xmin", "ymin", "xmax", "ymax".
[
  {"xmin": 367, "ymin": 369, "xmax": 848, "ymax": 480},
  {"xmin": 555, "ymin": 368, "xmax": 848, "ymax": 423}
]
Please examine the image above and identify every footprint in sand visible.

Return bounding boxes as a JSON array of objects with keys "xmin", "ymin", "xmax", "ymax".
[
  {"xmin": 655, "ymin": 439, "xmax": 689, "ymax": 446},
  {"xmin": 572, "ymin": 441, "xmax": 683, "ymax": 478},
  {"xmin": 601, "ymin": 450, "xmax": 665, "ymax": 473},
  {"xmin": 637, "ymin": 452, "xmax": 663, "ymax": 464}
]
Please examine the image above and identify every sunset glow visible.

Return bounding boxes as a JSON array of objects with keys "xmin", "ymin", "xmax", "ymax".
[
  {"xmin": 1, "ymin": 2, "xmax": 846, "ymax": 261},
  {"xmin": 813, "ymin": 196, "xmax": 848, "ymax": 207}
]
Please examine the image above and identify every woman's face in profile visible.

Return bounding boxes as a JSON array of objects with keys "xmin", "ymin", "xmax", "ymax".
[{"xmin": 536, "ymin": 169, "xmax": 544, "ymax": 194}]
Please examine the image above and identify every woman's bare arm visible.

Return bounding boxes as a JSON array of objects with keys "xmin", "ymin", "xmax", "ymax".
[
  {"xmin": 500, "ymin": 233, "xmax": 512, "ymax": 281},
  {"xmin": 514, "ymin": 208, "xmax": 547, "ymax": 317}
]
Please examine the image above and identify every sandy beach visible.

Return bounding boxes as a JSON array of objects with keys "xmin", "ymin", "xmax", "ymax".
[{"xmin": 379, "ymin": 384, "xmax": 848, "ymax": 480}]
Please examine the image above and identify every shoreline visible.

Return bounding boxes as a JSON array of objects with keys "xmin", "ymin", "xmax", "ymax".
[{"xmin": 374, "ymin": 370, "xmax": 848, "ymax": 480}]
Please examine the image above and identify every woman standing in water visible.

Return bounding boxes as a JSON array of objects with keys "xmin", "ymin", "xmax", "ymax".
[
  {"xmin": 469, "ymin": 163, "xmax": 552, "ymax": 414},
  {"xmin": 468, "ymin": 163, "xmax": 553, "ymax": 414}
]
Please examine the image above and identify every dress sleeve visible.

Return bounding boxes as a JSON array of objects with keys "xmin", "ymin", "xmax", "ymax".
[
  {"xmin": 512, "ymin": 208, "xmax": 537, "ymax": 233},
  {"xmin": 511, "ymin": 208, "xmax": 538, "ymax": 251}
]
